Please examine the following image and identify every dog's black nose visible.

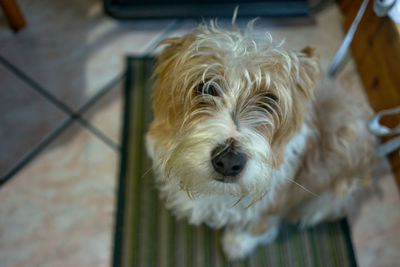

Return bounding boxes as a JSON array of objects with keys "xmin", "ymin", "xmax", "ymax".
[{"xmin": 211, "ymin": 144, "xmax": 246, "ymax": 177}]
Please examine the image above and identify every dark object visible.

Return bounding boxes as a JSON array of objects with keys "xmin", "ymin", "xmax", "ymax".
[
  {"xmin": 104, "ymin": 0, "xmax": 310, "ymax": 19},
  {"xmin": 0, "ymin": 0, "xmax": 26, "ymax": 31},
  {"xmin": 211, "ymin": 143, "xmax": 247, "ymax": 177}
]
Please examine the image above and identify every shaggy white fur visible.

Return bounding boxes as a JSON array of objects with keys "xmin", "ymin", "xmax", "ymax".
[{"xmin": 146, "ymin": 22, "xmax": 376, "ymax": 260}]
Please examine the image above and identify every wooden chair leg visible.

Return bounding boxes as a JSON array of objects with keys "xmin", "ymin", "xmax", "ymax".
[{"xmin": 0, "ymin": 0, "xmax": 26, "ymax": 31}]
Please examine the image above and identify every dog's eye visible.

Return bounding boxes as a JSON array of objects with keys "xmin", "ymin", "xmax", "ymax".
[
  {"xmin": 196, "ymin": 82, "xmax": 218, "ymax": 96},
  {"xmin": 258, "ymin": 93, "xmax": 278, "ymax": 114}
]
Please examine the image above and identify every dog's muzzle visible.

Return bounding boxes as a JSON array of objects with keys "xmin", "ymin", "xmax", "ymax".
[{"xmin": 211, "ymin": 139, "xmax": 247, "ymax": 181}]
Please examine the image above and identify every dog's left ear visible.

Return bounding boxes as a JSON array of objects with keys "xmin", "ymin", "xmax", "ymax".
[{"xmin": 296, "ymin": 46, "xmax": 320, "ymax": 98}]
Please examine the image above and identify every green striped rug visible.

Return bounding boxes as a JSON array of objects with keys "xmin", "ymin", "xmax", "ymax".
[{"xmin": 113, "ymin": 57, "xmax": 358, "ymax": 267}]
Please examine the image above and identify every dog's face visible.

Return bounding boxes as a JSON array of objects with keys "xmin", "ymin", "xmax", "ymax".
[{"xmin": 147, "ymin": 24, "xmax": 320, "ymax": 201}]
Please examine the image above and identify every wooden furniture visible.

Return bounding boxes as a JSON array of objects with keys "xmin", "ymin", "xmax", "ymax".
[
  {"xmin": 0, "ymin": 0, "xmax": 26, "ymax": 31},
  {"xmin": 338, "ymin": 0, "xmax": 400, "ymax": 187}
]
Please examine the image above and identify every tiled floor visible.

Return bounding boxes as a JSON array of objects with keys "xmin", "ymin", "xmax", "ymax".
[
  {"xmin": 0, "ymin": 1, "xmax": 399, "ymax": 266},
  {"xmin": 0, "ymin": 124, "xmax": 118, "ymax": 266}
]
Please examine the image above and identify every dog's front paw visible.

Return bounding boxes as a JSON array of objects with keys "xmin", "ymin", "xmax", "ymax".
[
  {"xmin": 258, "ymin": 225, "xmax": 279, "ymax": 245},
  {"xmin": 222, "ymin": 231, "xmax": 259, "ymax": 260},
  {"xmin": 222, "ymin": 226, "xmax": 279, "ymax": 260}
]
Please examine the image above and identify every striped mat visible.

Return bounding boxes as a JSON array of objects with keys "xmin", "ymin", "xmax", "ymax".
[{"xmin": 113, "ymin": 57, "xmax": 358, "ymax": 267}]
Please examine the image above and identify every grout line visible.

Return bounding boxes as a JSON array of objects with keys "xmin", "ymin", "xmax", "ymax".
[
  {"xmin": 0, "ymin": 114, "xmax": 119, "ymax": 187},
  {"xmin": 0, "ymin": 57, "xmax": 121, "ymax": 186},
  {"xmin": 0, "ymin": 118, "xmax": 74, "ymax": 187},
  {"xmin": 0, "ymin": 55, "xmax": 120, "ymax": 145},
  {"xmin": 77, "ymin": 72, "xmax": 125, "ymax": 115},
  {"xmin": 75, "ymin": 116, "xmax": 120, "ymax": 151},
  {"xmin": 0, "ymin": 56, "xmax": 75, "ymax": 115}
]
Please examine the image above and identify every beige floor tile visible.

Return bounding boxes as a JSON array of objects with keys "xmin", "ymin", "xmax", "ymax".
[
  {"xmin": 0, "ymin": 63, "xmax": 67, "ymax": 178},
  {"xmin": 83, "ymin": 78, "xmax": 124, "ymax": 145},
  {"xmin": 349, "ymin": 159, "xmax": 400, "ymax": 267},
  {"xmin": 0, "ymin": 0, "xmax": 174, "ymax": 110},
  {"xmin": 0, "ymin": 123, "xmax": 118, "ymax": 267}
]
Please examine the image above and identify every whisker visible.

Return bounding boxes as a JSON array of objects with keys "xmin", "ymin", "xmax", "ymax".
[
  {"xmin": 210, "ymin": 140, "xmax": 232, "ymax": 160},
  {"xmin": 232, "ymin": 195, "xmax": 244, "ymax": 207},
  {"xmin": 245, "ymin": 198, "xmax": 259, "ymax": 209},
  {"xmin": 285, "ymin": 177, "xmax": 318, "ymax": 197},
  {"xmin": 186, "ymin": 188, "xmax": 195, "ymax": 200},
  {"xmin": 141, "ymin": 166, "xmax": 155, "ymax": 179}
]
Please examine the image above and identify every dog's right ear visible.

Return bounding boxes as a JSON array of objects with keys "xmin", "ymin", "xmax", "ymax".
[
  {"xmin": 151, "ymin": 36, "xmax": 187, "ymax": 127},
  {"xmin": 153, "ymin": 35, "xmax": 190, "ymax": 84}
]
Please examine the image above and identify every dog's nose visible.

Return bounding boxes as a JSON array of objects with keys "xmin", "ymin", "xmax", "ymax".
[{"xmin": 211, "ymin": 144, "xmax": 247, "ymax": 177}]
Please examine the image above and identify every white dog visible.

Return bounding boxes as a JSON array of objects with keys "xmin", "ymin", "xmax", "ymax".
[{"xmin": 145, "ymin": 21, "xmax": 376, "ymax": 260}]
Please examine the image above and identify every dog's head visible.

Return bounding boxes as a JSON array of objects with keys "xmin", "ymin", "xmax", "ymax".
[{"xmin": 147, "ymin": 22, "xmax": 320, "ymax": 201}]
